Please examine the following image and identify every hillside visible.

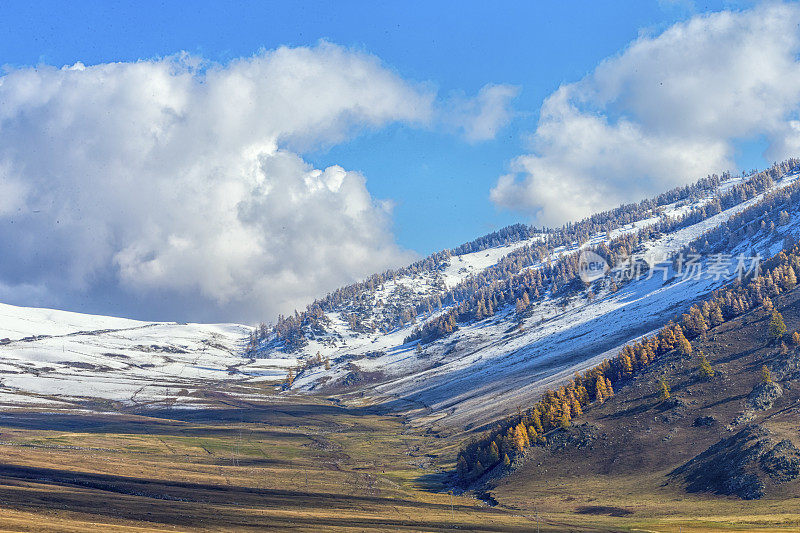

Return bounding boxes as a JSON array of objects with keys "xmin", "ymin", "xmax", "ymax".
[
  {"xmin": 1, "ymin": 162, "xmax": 799, "ymax": 429},
  {"xmin": 0, "ymin": 303, "xmax": 294, "ymax": 410},
  {"xmin": 0, "ymin": 164, "xmax": 799, "ymax": 530},
  {"xmin": 469, "ymin": 255, "xmax": 800, "ymax": 531},
  {"xmin": 254, "ymin": 160, "xmax": 800, "ymax": 432}
]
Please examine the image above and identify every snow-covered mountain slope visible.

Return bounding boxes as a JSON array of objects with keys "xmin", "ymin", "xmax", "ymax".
[
  {"xmin": 2, "ymin": 162, "xmax": 799, "ymax": 426},
  {"xmin": 256, "ymin": 163, "xmax": 800, "ymax": 431},
  {"xmin": 0, "ymin": 304, "xmax": 294, "ymax": 410},
  {"xmin": 0, "ymin": 302, "xmax": 145, "ymax": 340}
]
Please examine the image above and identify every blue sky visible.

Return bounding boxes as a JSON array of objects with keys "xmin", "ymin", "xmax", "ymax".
[
  {"xmin": 4, "ymin": 0, "xmax": 798, "ymax": 324},
  {"xmin": 0, "ymin": 0, "xmax": 758, "ymax": 254}
]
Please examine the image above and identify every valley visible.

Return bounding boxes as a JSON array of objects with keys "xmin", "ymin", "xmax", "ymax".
[
  {"xmin": 0, "ymin": 398, "xmax": 537, "ymax": 532},
  {"xmin": 0, "ymin": 162, "xmax": 799, "ymax": 530}
]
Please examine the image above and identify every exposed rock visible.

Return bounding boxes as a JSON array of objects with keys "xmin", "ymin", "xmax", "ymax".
[
  {"xmin": 771, "ymin": 350, "xmax": 800, "ymax": 381},
  {"xmin": 747, "ymin": 382, "xmax": 783, "ymax": 411},
  {"xmin": 545, "ymin": 423, "xmax": 598, "ymax": 450},
  {"xmin": 663, "ymin": 396, "xmax": 688, "ymax": 409},
  {"xmin": 671, "ymin": 424, "xmax": 799, "ymax": 500},
  {"xmin": 693, "ymin": 415, "xmax": 717, "ymax": 427},
  {"xmin": 132, "ymin": 344, "xmax": 190, "ymax": 354},
  {"xmin": 722, "ymin": 472, "xmax": 764, "ymax": 500},
  {"xmin": 658, "ymin": 396, "xmax": 688, "ymax": 423},
  {"xmin": 340, "ymin": 372, "xmax": 363, "ymax": 387},
  {"xmin": 338, "ymin": 366, "xmax": 385, "ymax": 389},
  {"xmin": 760, "ymin": 439, "xmax": 800, "ymax": 482},
  {"xmin": 728, "ymin": 409, "xmax": 756, "ymax": 430}
]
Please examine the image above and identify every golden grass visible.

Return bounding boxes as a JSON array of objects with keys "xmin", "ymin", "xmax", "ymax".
[{"xmin": 0, "ymin": 399, "xmax": 538, "ymax": 532}]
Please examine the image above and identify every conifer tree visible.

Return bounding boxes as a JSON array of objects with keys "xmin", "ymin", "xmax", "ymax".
[
  {"xmin": 710, "ymin": 304, "xmax": 724, "ymax": 327},
  {"xmin": 457, "ymin": 455, "xmax": 469, "ymax": 477},
  {"xmin": 762, "ymin": 365, "xmax": 773, "ymax": 384},
  {"xmin": 698, "ymin": 351, "xmax": 714, "ymax": 379},
  {"xmin": 571, "ymin": 397, "xmax": 583, "ymax": 417},
  {"xmin": 658, "ymin": 378, "xmax": 671, "ymax": 401},
  {"xmin": 324, "ymin": 357, "xmax": 331, "ymax": 370},
  {"xmin": 527, "ymin": 425, "xmax": 539, "ymax": 443},
  {"xmin": 595, "ymin": 375, "xmax": 607, "ymax": 403},
  {"xmin": 488, "ymin": 441, "xmax": 500, "ymax": 465},
  {"xmin": 792, "ymin": 331, "xmax": 800, "ymax": 346},
  {"xmin": 659, "ymin": 326, "xmax": 677, "ymax": 351},
  {"xmin": 769, "ymin": 310, "xmax": 787, "ymax": 341},
  {"xmin": 604, "ymin": 377, "xmax": 614, "ymax": 397},
  {"xmin": 513, "ymin": 423, "xmax": 529, "ymax": 452},
  {"xmin": 677, "ymin": 336, "xmax": 693, "ymax": 357},
  {"xmin": 621, "ymin": 353, "xmax": 634, "ymax": 376},
  {"xmin": 559, "ymin": 408, "xmax": 571, "ymax": 429},
  {"xmin": 786, "ymin": 265, "xmax": 798, "ymax": 288},
  {"xmin": 531, "ymin": 409, "xmax": 543, "ymax": 434},
  {"xmin": 545, "ymin": 403, "xmax": 558, "ymax": 428},
  {"xmin": 503, "ymin": 454, "xmax": 511, "ymax": 467}
]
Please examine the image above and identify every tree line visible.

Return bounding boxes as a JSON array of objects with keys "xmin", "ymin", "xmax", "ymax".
[
  {"xmin": 249, "ymin": 159, "xmax": 799, "ymax": 355},
  {"xmin": 456, "ymin": 238, "xmax": 800, "ymax": 485},
  {"xmin": 406, "ymin": 161, "xmax": 795, "ymax": 345}
]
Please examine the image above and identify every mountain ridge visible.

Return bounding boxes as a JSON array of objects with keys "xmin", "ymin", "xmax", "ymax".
[{"xmin": 251, "ymin": 159, "xmax": 800, "ymax": 431}]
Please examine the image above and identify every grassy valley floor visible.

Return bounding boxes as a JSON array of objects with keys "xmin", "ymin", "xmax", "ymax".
[
  {"xmin": 3, "ymin": 396, "xmax": 796, "ymax": 532},
  {"xmin": 0, "ymin": 392, "xmax": 541, "ymax": 532}
]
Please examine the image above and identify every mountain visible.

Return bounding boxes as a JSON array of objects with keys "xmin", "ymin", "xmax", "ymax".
[
  {"xmin": 0, "ymin": 302, "xmax": 293, "ymax": 409},
  {"xmin": 253, "ymin": 159, "xmax": 800, "ymax": 433},
  {"xmin": 1, "ymin": 162, "xmax": 800, "ymax": 531},
  {"xmin": 2, "ymin": 160, "xmax": 799, "ymax": 428},
  {"xmin": 472, "ymin": 249, "xmax": 800, "ymax": 530}
]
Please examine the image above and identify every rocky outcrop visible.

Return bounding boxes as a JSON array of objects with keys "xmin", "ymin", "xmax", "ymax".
[
  {"xmin": 728, "ymin": 382, "xmax": 784, "ymax": 430},
  {"xmin": 693, "ymin": 415, "xmax": 717, "ymax": 427},
  {"xmin": 671, "ymin": 425, "xmax": 800, "ymax": 499},
  {"xmin": 658, "ymin": 396, "xmax": 689, "ymax": 423},
  {"xmin": 760, "ymin": 439, "xmax": 800, "ymax": 482},
  {"xmin": 771, "ymin": 349, "xmax": 800, "ymax": 381},
  {"xmin": 545, "ymin": 423, "xmax": 599, "ymax": 450},
  {"xmin": 747, "ymin": 382, "xmax": 783, "ymax": 411}
]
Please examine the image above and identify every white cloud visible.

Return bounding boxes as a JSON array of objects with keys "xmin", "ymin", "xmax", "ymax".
[
  {"xmin": 0, "ymin": 43, "xmax": 431, "ymax": 322},
  {"xmin": 448, "ymin": 83, "xmax": 520, "ymax": 142},
  {"xmin": 491, "ymin": 3, "xmax": 800, "ymax": 225}
]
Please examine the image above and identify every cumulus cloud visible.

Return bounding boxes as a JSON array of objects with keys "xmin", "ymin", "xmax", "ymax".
[
  {"xmin": 448, "ymin": 83, "xmax": 520, "ymax": 142},
  {"xmin": 0, "ymin": 43, "xmax": 431, "ymax": 322},
  {"xmin": 491, "ymin": 3, "xmax": 800, "ymax": 225}
]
